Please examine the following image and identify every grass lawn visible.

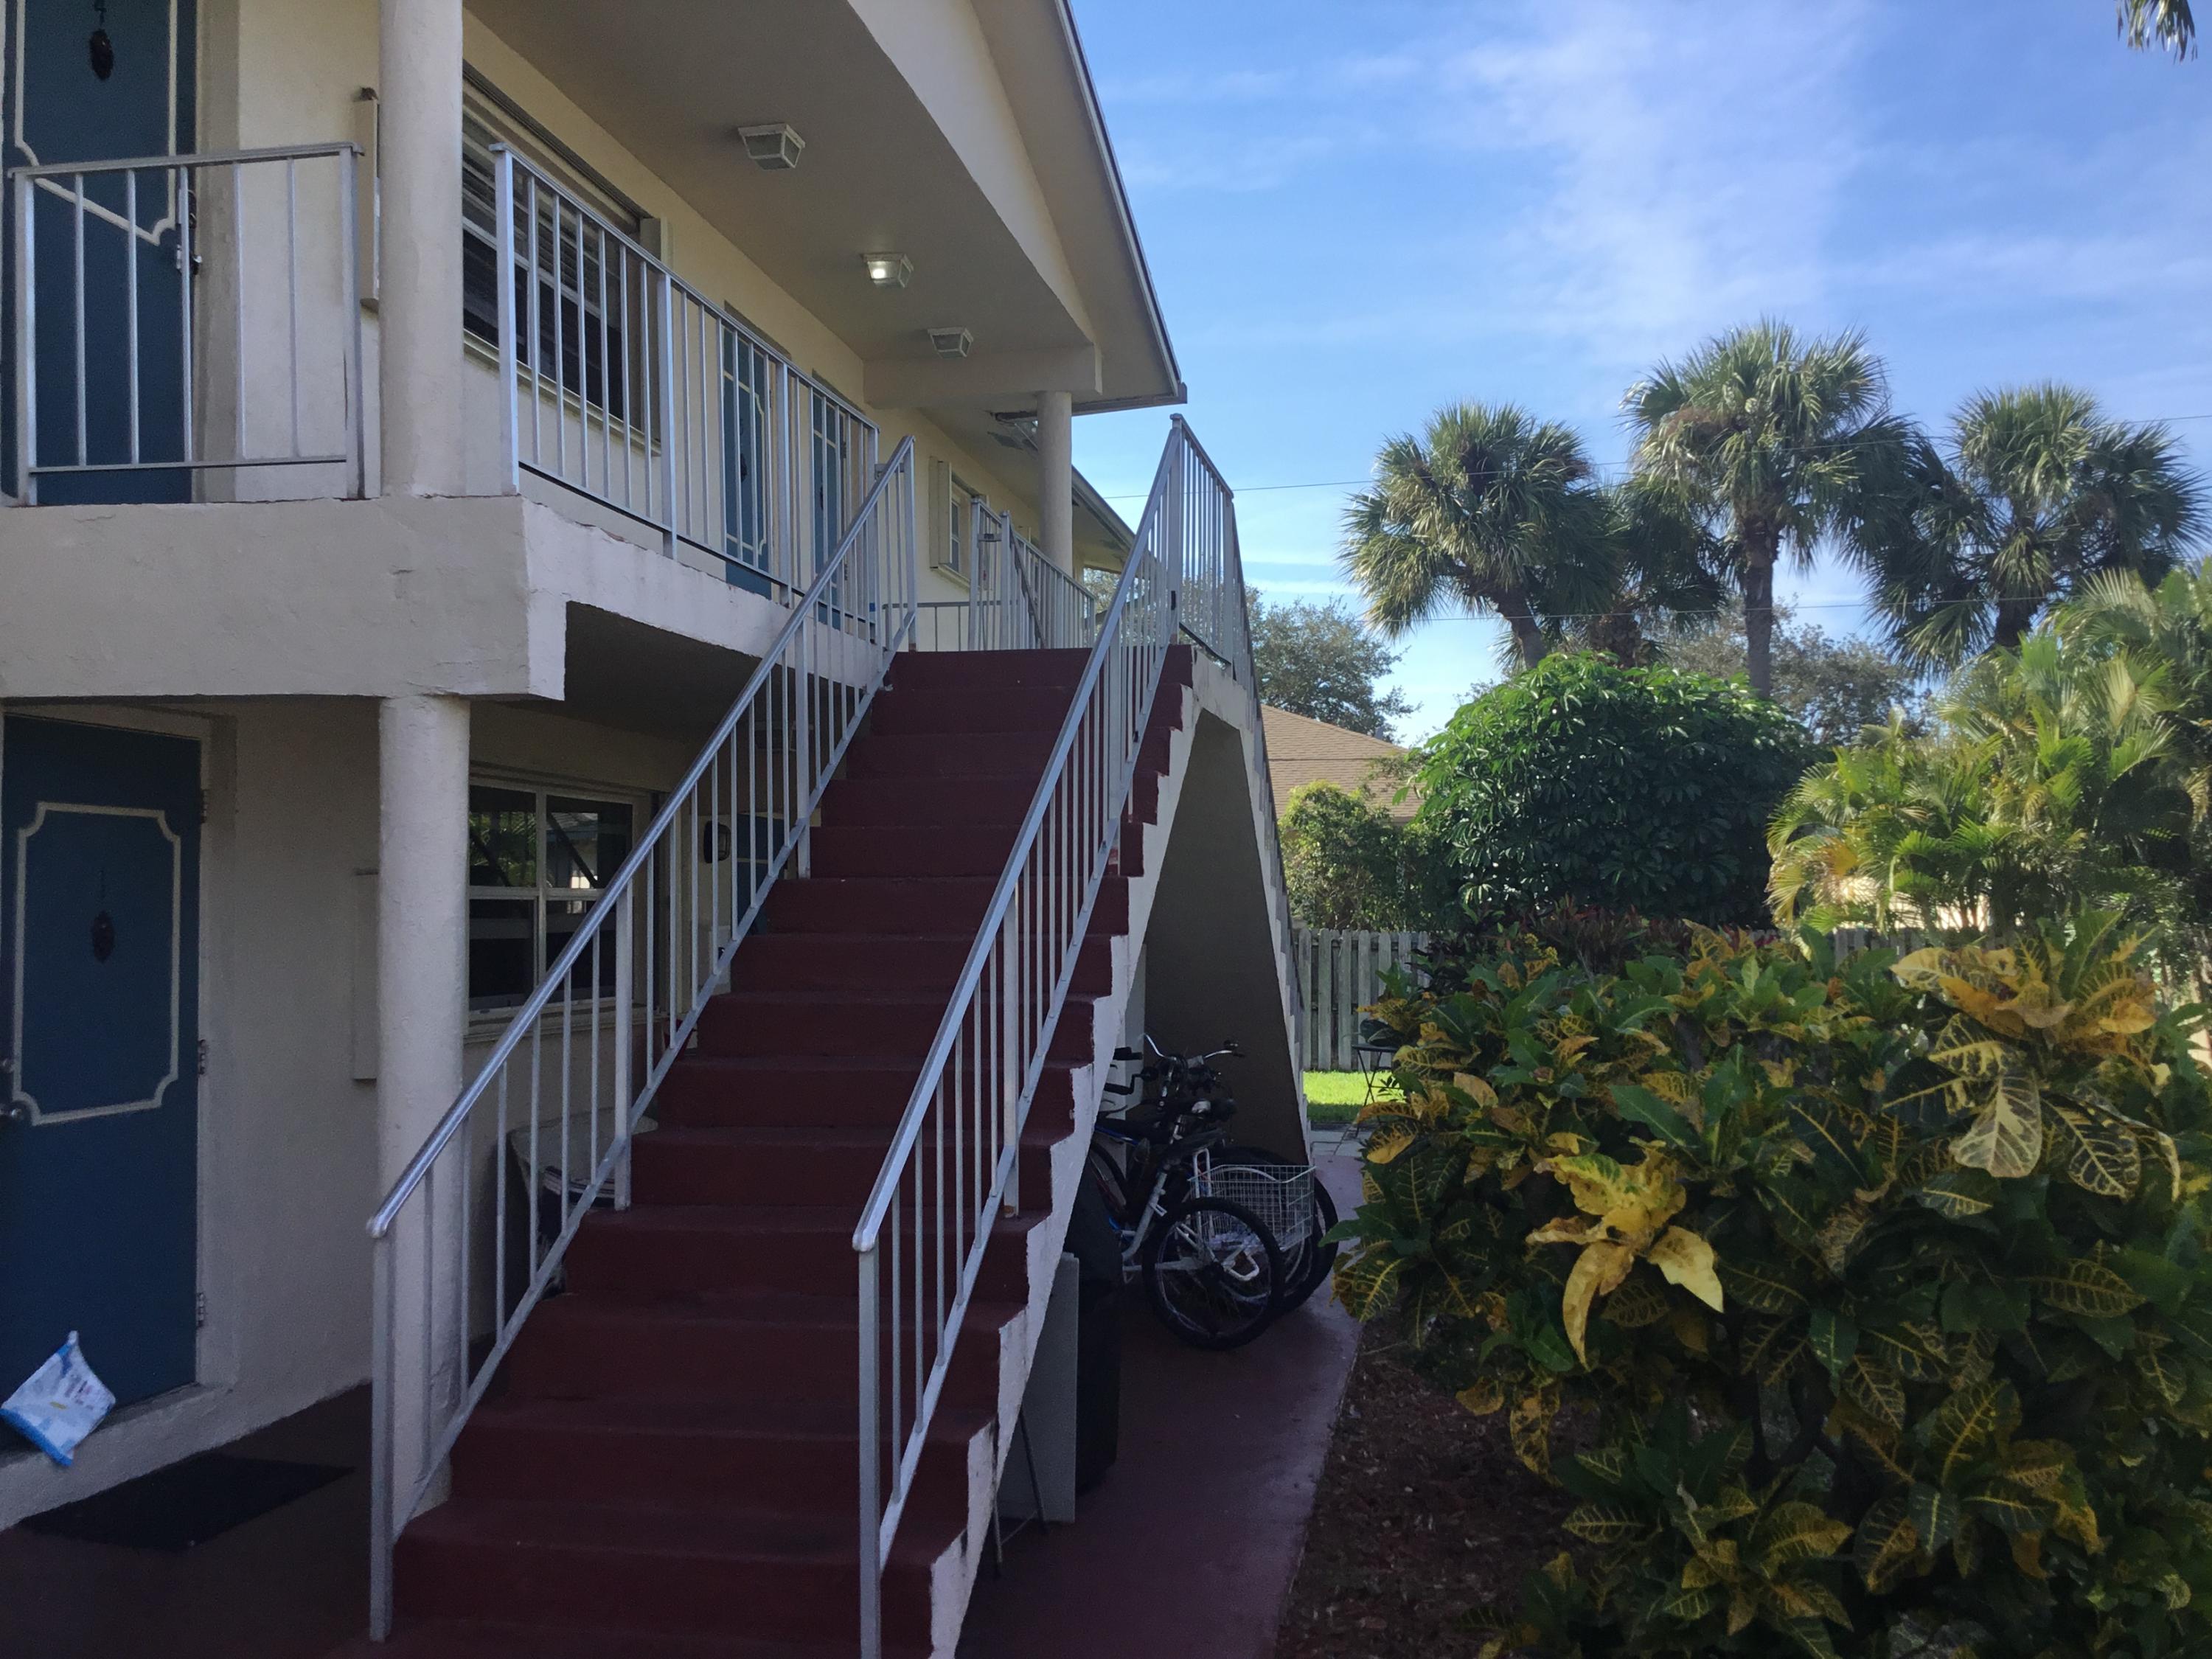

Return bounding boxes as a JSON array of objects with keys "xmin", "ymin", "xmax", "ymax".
[{"xmin": 1304, "ymin": 1070, "xmax": 1382, "ymax": 1127}]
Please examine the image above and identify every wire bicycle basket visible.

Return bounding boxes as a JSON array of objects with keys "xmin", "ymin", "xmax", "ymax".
[{"xmin": 1192, "ymin": 1152, "xmax": 1319, "ymax": 1251}]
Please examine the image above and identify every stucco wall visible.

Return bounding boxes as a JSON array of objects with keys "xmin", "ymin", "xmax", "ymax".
[{"xmin": 0, "ymin": 694, "xmax": 703, "ymax": 1523}]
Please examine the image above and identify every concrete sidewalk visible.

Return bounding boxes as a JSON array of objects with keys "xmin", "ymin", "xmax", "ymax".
[{"xmin": 959, "ymin": 1154, "xmax": 1363, "ymax": 1659}]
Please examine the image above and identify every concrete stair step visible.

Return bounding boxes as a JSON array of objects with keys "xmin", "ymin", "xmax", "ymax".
[
  {"xmin": 453, "ymin": 1394, "xmax": 985, "ymax": 1527},
  {"xmin": 650, "ymin": 1055, "xmax": 1078, "ymax": 1133},
  {"xmin": 762, "ymin": 874, "xmax": 1128, "ymax": 936},
  {"xmin": 808, "ymin": 822, "xmax": 1020, "ymax": 879},
  {"xmin": 865, "ymin": 686, "xmax": 1075, "ymax": 737},
  {"xmin": 692, "ymin": 988, "xmax": 1103, "ymax": 1061},
  {"xmin": 816, "ymin": 773, "xmax": 1037, "ymax": 827},
  {"xmin": 338, "ymin": 1618, "xmax": 926, "ymax": 1659},
  {"xmin": 563, "ymin": 1203, "xmax": 1044, "ymax": 1300},
  {"xmin": 885, "ymin": 648, "xmax": 1093, "ymax": 692},
  {"xmin": 841, "ymin": 728, "xmax": 1057, "ymax": 781},
  {"xmin": 726, "ymin": 931, "xmax": 1110, "ymax": 997},
  {"xmin": 497, "ymin": 1288, "xmax": 1016, "ymax": 1410},
  {"xmin": 631, "ymin": 1123, "xmax": 1062, "ymax": 1210},
  {"xmin": 394, "ymin": 1495, "xmax": 945, "ymax": 1644}
]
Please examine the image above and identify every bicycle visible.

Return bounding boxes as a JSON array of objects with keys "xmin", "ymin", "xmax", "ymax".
[
  {"xmin": 1087, "ymin": 1041, "xmax": 1283, "ymax": 1349},
  {"xmin": 1096, "ymin": 1037, "xmax": 1340, "ymax": 1316}
]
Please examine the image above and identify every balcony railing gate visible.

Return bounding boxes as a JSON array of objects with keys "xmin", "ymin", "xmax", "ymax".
[{"xmin": 10, "ymin": 142, "xmax": 364, "ymax": 503}]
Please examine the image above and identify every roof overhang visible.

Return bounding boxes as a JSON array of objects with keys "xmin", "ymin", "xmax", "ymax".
[{"xmin": 464, "ymin": 0, "xmax": 1180, "ymax": 427}]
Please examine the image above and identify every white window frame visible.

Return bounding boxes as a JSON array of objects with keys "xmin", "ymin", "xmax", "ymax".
[
  {"xmin": 933, "ymin": 463, "xmax": 988, "ymax": 582},
  {"xmin": 465, "ymin": 775, "xmax": 647, "ymax": 1022}
]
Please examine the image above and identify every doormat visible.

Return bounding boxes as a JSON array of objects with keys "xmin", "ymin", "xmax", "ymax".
[{"xmin": 18, "ymin": 1452, "xmax": 349, "ymax": 1551}]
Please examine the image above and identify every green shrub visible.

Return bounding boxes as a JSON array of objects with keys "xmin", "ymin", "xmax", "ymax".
[
  {"xmin": 1332, "ymin": 915, "xmax": 2212, "ymax": 1658},
  {"xmin": 1279, "ymin": 779, "xmax": 1449, "ymax": 931},
  {"xmin": 1414, "ymin": 653, "xmax": 1812, "ymax": 928}
]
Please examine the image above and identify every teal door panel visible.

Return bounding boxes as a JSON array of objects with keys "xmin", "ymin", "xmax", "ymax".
[
  {"xmin": 3, "ymin": 0, "xmax": 198, "ymax": 502},
  {"xmin": 0, "ymin": 718, "xmax": 201, "ymax": 1408}
]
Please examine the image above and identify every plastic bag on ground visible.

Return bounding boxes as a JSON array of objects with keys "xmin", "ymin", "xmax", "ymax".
[{"xmin": 2, "ymin": 1332, "xmax": 116, "ymax": 1467}]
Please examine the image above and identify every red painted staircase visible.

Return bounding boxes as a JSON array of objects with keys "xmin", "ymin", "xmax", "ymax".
[{"xmin": 370, "ymin": 646, "xmax": 1194, "ymax": 1657}]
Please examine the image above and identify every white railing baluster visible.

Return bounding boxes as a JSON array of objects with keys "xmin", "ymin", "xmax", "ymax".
[
  {"xmin": 125, "ymin": 169, "xmax": 139, "ymax": 464},
  {"xmin": 15, "ymin": 173, "xmax": 37, "ymax": 503},
  {"xmin": 494, "ymin": 149, "xmax": 520, "ymax": 494}
]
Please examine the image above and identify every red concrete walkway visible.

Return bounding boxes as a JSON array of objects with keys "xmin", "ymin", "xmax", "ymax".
[{"xmin": 959, "ymin": 1155, "xmax": 1363, "ymax": 1659}]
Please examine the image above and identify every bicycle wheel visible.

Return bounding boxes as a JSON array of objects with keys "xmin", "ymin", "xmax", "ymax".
[
  {"xmin": 1208, "ymin": 1147, "xmax": 1339, "ymax": 1312},
  {"xmin": 1141, "ymin": 1195, "xmax": 1282, "ymax": 1349}
]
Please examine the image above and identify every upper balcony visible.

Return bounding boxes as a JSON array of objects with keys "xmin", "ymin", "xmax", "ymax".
[{"xmin": 0, "ymin": 0, "xmax": 1173, "ymax": 709}]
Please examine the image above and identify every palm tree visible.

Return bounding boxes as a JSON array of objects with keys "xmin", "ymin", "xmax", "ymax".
[
  {"xmin": 1625, "ymin": 321, "xmax": 1905, "ymax": 696},
  {"xmin": 1859, "ymin": 386, "xmax": 2205, "ymax": 667},
  {"xmin": 1559, "ymin": 476, "xmax": 1728, "ymax": 665},
  {"xmin": 2119, "ymin": 0, "xmax": 2197, "ymax": 57},
  {"xmin": 1341, "ymin": 403, "xmax": 1612, "ymax": 672}
]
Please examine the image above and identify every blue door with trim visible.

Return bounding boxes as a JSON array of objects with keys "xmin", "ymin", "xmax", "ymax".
[
  {"xmin": 0, "ymin": 718, "xmax": 201, "ymax": 1409},
  {"xmin": 1, "ymin": 0, "xmax": 198, "ymax": 503}
]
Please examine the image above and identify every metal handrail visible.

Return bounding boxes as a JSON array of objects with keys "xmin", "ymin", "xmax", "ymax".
[
  {"xmin": 913, "ymin": 507, "xmax": 1097, "ymax": 653},
  {"xmin": 489, "ymin": 147, "xmax": 874, "ymax": 585},
  {"xmin": 1164, "ymin": 414, "xmax": 1304, "ymax": 1059},
  {"xmin": 365, "ymin": 435, "xmax": 919, "ymax": 1641},
  {"xmin": 10, "ymin": 141, "xmax": 365, "ymax": 501},
  {"xmin": 1007, "ymin": 525, "xmax": 1097, "ymax": 649},
  {"xmin": 850, "ymin": 450, "xmax": 1169, "ymax": 1248},
  {"xmin": 853, "ymin": 425, "xmax": 1230, "ymax": 1657}
]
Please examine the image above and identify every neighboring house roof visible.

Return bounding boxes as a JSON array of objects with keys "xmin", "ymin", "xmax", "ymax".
[{"xmin": 1261, "ymin": 706, "xmax": 1419, "ymax": 821}]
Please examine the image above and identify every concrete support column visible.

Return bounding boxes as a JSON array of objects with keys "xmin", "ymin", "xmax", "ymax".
[
  {"xmin": 376, "ymin": 692, "xmax": 469, "ymax": 1509},
  {"xmin": 1036, "ymin": 389, "xmax": 1074, "ymax": 577},
  {"xmin": 378, "ymin": 0, "xmax": 465, "ymax": 496}
]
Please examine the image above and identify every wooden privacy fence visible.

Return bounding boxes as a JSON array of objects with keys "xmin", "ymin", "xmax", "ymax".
[{"xmin": 1295, "ymin": 928, "xmax": 1428, "ymax": 1071}]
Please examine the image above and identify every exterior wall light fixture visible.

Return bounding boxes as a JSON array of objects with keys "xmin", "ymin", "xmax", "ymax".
[
  {"xmin": 737, "ymin": 124, "xmax": 805, "ymax": 170},
  {"xmin": 928, "ymin": 327, "xmax": 974, "ymax": 359},
  {"xmin": 862, "ymin": 252, "xmax": 914, "ymax": 289}
]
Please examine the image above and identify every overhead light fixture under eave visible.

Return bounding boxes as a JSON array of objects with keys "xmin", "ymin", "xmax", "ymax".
[
  {"xmin": 737, "ymin": 124, "xmax": 804, "ymax": 170},
  {"xmin": 928, "ymin": 327, "xmax": 973, "ymax": 359},
  {"xmin": 862, "ymin": 252, "xmax": 914, "ymax": 289}
]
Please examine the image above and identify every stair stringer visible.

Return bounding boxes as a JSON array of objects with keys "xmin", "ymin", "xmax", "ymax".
[{"xmin": 909, "ymin": 667, "xmax": 1217, "ymax": 1658}]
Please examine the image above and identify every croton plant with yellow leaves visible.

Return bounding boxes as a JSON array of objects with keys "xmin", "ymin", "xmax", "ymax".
[{"xmin": 1329, "ymin": 913, "xmax": 2212, "ymax": 1658}]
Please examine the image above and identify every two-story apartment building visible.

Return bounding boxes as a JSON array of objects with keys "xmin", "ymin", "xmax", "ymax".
[{"xmin": 0, "ymin": 1, "xmax": 1305, "ymax": 1652}]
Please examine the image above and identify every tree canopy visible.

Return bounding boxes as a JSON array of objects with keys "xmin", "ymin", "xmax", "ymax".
[
  {"xmin": 1769, "ymin": 564, "xmax": 2212, "ymax": 972},
  {"xmin": 1342, "ymin": 402, "xmax": 1613, "ymax": 672},
  {"xmin": 1663, "ymin": 601, "xmax": 1932, "ymax": 746},
  {"xmin": 1245, "ymin": 592, "xmax": 1413, "ymax": 740},
  {"xmin": 1853, "ymin": 385, "xmax": 2205, "ymax": 668},
  {"xmin": 1414, "ymin": 653, "xmax": 1812, "ymax": 927},
  {"xmin": 1278, "ymin": 780, "xmax": 1448, "ymax": 931},
  {"xmin": 1627, "ymin": 321, "xmax": 1906, "ymax": 697},
  {"xmin": 2118, "ymin": 0, "xmax": 2197, "ymax": 56}
]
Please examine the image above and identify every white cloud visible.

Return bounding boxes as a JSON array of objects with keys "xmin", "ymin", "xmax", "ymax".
[{"xmin": 1411, "ymin": 0, "xmax": 1877, "ymax": 368}]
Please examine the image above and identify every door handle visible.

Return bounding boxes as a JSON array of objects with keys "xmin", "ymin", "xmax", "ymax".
[{"xmin": 1, "ymin": 1100, "xmax": 27, "ymax": 1127}]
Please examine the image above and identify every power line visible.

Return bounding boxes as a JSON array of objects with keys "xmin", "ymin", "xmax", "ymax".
[{"xmin": 1096, "ymin": 410, "xmax": 2212, "ymax": 503}]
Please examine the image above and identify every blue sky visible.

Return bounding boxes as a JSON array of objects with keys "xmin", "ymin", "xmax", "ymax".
[{"xmin": 1066, "ymin": 0, "xmax": 2212, "ymax": 741}]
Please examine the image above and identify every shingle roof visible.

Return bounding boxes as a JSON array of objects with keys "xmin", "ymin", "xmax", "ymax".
[{"xmin": 1260, "ymin": 705, "xmax": 1419, "ymax": 821}]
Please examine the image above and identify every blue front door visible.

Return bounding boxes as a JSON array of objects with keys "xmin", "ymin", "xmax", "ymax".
[
  {"xmin": 2, "ymin": 0, "xmax": 198, "ymax": 503},
  {"xmin": 0, "ymin": 718, "xmax": 201, "ymax": 1409}
]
